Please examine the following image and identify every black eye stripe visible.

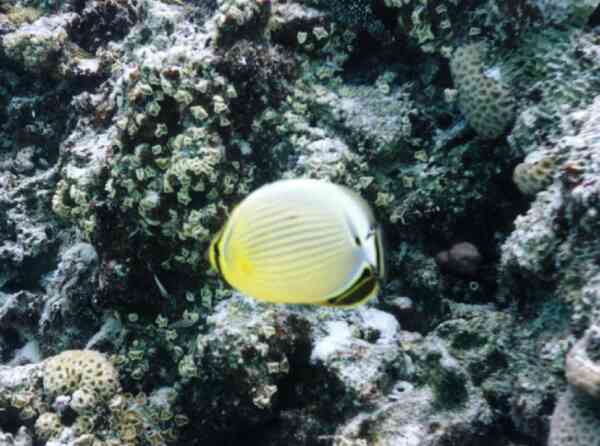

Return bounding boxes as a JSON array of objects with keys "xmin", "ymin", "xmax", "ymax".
[
  {"xmin": 374, "ymin": 226, "xmax": 386, "ymax": 282},
  {"xmin": 326, "ymin": 267, "xmax": 377, "ymax": 307},
  {"xmin": 374, "ymin": 233, "xmax": 381, "ymax": 270}
]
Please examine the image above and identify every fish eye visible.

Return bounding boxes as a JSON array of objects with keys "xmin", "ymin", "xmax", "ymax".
[{"xmin": 354, "ymin": 236, "xmax": 361, "ymax": 246}]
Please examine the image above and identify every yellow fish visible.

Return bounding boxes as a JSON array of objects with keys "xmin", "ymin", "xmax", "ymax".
[{"xmin": 208, "ymin": 178, "xmax": 385, "ymax": 307}]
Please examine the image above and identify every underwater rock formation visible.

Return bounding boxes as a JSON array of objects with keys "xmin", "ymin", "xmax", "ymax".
[
  {"xmin": 1, "ymin": 0, "xmax": 600, "ymax": 444},
  {"xmin": 549, "ymin": 325, "xmax": 600, "ymax": 446}
]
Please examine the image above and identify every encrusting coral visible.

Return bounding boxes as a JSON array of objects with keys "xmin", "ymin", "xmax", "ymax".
[
  {"xmin": 34, "ymin": 411, "xmax": 62, "ymax": 441},
  {"xmin": 513, "ymin": 154, "xmax": 556, "ymax": 196},
  {"xmin": 43, "ymin": 349, "xmax": 120, "ymax": 413},
  {"xmin": 4, "ymin": 0, "xmax": 600, "ymax": 444},
  {"xmin": 450, "ymin": 43, "xmax": 516, "ymax": 139}
]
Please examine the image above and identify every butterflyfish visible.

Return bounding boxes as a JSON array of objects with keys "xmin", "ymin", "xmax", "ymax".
[{"xmin": 208, "ymin": 178, "xmax": 385, "ymax": 307}]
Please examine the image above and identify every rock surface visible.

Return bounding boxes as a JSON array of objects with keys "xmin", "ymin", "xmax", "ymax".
[{"xmin": 1, "ymin": 0, "xmax": 600, "ymax": 444}]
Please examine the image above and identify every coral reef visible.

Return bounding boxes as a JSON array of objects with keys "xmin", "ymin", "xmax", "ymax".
[
  {"xmin": 42, "ymin": 350, "xmax": 120, "ymax": 411},
  {"xmin": 549, "ymin": 388, "xmax": 600, "ymax": 446},
  {"xmin": 513, "ymin": 153, "xmax": 556, "ymax": 196},
  {"xmin": 501, "ymin": 95, "xmax": 600, "ymax": 330},
  {"xmin": 549, "ymin": 325, "xmax": 600, "ymax": 446},
  {"xmin": 2, "ymin": 0, "xmax": 600, "ymax": 444},
  {"xmin": 304, "ymin": 0, "xmax": 384, "ymax": 37},
  {"xmin": 449, "ymin": 43, "xmax": 516, "ymax": 139},
  {"xmin": 0, "ymin": 350, "xmax": 188, "ymax": 444},
  {"xmin": 435, "ymin": 241, "xmax": 483, "ymax": 277}
]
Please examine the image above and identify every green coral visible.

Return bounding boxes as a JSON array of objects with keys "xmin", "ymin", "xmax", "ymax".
[
  {"xmin": 22, "ymin": 0, "xmax": 64, "ymax": 13},
  {"xmin": 54, "ymin": 57, "xmax": 258, "ymax": 273},
  {"xmin": 383, "ymin": 0, "xmax": 540, "ymax": 55},
  {"xmin": 385, "ymin": 0, "xmax": 461, "ymax": 54},
  {"xmin": 214, "ymin": 0, "xmax": 272, "ymax": 47},
  {"xmin": 506, "ymin": 28, "xmax": 600, "ymax": 152},
  {"xmin": 304, "ymin": 0, "xmax": 384, "ymax": 36},
  {"xmin": 2, "ymin": 16, "xmax": 68, "ymax": 75},
  {"xmin": 450, "ymin": 43, "xmax": 516, "ymax": 139}
]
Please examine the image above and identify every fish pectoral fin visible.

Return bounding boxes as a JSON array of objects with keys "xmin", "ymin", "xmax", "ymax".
[{"xmin": 321, "ymin": 268, "xmax": 379, "ymax": 308}]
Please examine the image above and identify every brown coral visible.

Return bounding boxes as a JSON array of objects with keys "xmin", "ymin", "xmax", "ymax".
[{"xmin": 435, "ymin": 242, "xmax": 482, "ymax": 277}]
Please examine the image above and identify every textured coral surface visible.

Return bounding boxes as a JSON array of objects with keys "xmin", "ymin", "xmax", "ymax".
[{"xmin": 1, "ymin": 0, "xmax": 600, "ymax": 445}]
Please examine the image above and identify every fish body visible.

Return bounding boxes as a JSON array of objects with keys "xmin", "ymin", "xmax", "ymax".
[{"xmin": 208, "ymin": 178, "xmax": 385, "ymax": 307}]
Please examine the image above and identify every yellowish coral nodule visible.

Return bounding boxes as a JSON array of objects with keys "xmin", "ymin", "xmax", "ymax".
[
  {"xmin": 43, "ymin": 350, "xmax": 121, "ymax": 413},
  {"xmin": 513, "ymin": 155, "xmax": 555, "ymax": 196}
]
